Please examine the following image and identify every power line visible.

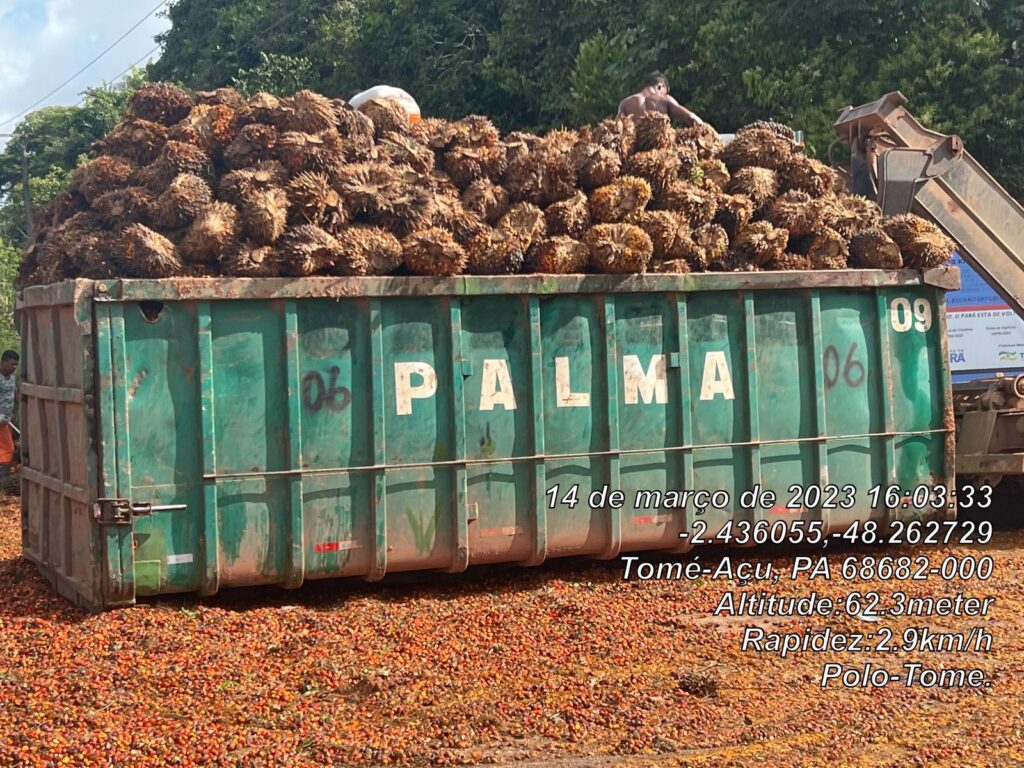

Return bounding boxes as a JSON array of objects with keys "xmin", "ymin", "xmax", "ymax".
[
  {"xmin": 0, "ymin": 0, "xmax": 170, "ymax": 130},
  {"xmin": 77, "ymin": 2, "xmax": 301, "ymax": 105},
  {"xmin": 8, "ymin": 0, "xmax": 303, "ymax": 132},
  {"xmin": 95, "ymin": 44, "xmax": 162, "ymax": 95}
]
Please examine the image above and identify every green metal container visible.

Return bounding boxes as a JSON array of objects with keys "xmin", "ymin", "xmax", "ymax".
[{"xmin": 17, "ymin": 269, "xmax": 958, "ymax": 610}]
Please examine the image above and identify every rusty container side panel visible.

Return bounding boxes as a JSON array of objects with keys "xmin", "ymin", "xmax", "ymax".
[{"xmin": 17, "ymin": 271, "xmax": 958, "ymax": 609}]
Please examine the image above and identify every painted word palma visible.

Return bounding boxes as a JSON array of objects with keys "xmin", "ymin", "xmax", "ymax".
[{"xmin": 393, "ymin": 353, "xmax": 736, "ymax": 415}]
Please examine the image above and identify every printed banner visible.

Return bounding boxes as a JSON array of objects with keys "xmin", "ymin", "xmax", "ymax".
[{"xmin": 945, "ymin": 254, "xmax": 1024, "ymax": 377}]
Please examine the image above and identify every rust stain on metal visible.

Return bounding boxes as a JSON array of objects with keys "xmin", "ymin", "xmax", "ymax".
[{"xmin": 127, "ymin": 368, "xmax": 148, "ymax": 399}]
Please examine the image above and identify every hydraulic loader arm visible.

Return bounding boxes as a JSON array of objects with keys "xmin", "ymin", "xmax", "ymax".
[{"xmin": 834, "ymin": 91, "xmax": 1024, "ymax": 320}]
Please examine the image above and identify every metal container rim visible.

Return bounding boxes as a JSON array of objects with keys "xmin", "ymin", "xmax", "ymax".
[{"xmin": 16, "ymin": 266, "xmax": 960, "ymax": 307}]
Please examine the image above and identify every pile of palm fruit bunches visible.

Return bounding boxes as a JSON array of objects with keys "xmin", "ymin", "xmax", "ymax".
[{"xmin": 20, "ymin": 83, "xmax": 957, "ymax": 285}]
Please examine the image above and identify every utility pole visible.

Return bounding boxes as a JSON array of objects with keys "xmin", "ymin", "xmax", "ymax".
[
  {"xmin": 19, "ymin": 141, "xmax": 31, "ymax": 240},
  {"xmin": 0, "ymin": 134, "xmax": 31, "ymax": 240}
]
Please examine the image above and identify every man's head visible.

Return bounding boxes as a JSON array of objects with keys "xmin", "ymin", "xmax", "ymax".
[
  {"xmin": 643, "ymin": 71, "xmax": 669, "ymax": 95},
  {"xmin": 1, "ymin": 351, "xmax": 18, "ymax": 377}
]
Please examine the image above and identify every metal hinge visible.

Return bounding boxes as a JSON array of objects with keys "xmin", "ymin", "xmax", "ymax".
[{"xmin": 93, "ymin": 498, "xmax": 187, "ymax": 525}]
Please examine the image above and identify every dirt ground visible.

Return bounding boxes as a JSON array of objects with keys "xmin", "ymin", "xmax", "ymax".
[{"xmin": 1, "ymin": 494, "xmax": 1022, "ymax": 768}]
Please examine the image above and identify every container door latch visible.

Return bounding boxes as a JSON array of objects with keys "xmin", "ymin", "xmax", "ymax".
[{"xmin": 93, "ymin": 498, "xmax": 187, "ymax": 525}]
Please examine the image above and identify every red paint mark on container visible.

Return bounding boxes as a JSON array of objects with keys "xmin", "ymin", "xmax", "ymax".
[
  {"xmin": 314, "ymin": 540, "xmax": 360, "ymax": 553},
  {"xmin": 632, "ymin": 514, "xmax": 673, "ymax": 526}
]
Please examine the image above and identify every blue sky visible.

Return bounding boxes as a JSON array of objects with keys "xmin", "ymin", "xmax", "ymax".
[{"xmin": 0, "ymin": 0, "xmax": 171, "ymax": 143}]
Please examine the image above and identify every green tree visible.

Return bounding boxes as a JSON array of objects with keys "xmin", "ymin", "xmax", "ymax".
[
  {"xmin": 0, "ymin": 240, "xmax": 19, "ymax": 355},
  {"xmin": 0, "ymin": 69, "xmax": 146, "ymax": 199},
  {"xmin": 232, "ymin": 52, "xmax": 317, "ymax": 96},
  {"xmin": 570, "ymin": 33, "xmax": 631, "ymax": 124}
]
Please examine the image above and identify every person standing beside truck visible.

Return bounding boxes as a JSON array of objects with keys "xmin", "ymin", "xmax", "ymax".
[
  {"xmin": 618, "ymin": 71, "xmax": 705, "ymax": 126},
  {"xmin": 0, "ymin": 350, "xmax": 17, "ymax": 477}
]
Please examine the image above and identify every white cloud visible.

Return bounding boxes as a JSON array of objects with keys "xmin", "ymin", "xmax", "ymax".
[
  {"xmin": 0, "ymin": 0, "xmax": 171, "ymax": 140},
  {"xmin": 41, "ymin": 0, "xmax": 78, "ymax": 42},
  {"xmin": 0, "ymin": 50, "xmax": 30, "ymax": 93}
]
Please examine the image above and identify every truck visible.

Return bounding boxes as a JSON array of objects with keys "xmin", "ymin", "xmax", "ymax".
[
  {"xmin": 18, "ymin": 91, "xmax": 1014, "ymax": 610},
  {"xmin": 832, "ymin": 92, "xmax": 1024, "ymax": 488}
]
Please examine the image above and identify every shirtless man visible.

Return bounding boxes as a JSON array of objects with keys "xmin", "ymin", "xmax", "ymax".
[{"xmin": 617, "ymin": 71, "xmax": 704, "ymax": 126}]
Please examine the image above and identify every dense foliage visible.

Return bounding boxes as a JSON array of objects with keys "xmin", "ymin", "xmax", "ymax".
[
  {"xmin": 143, "ymin": 0, "xmax": 1024, "ymax": 198},
  {"xmin": 3, "ymin": 0, "xmax": 1024, "ymax": 252}
]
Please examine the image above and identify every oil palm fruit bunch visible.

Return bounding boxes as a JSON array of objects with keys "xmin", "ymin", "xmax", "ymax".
[
  {"xmin": 461, "ymin": 179, "xmax": 510, "ymax": 225},
  {"xmin": 223, "ymin": 123, "xmax": 279, "ymax": 170},
  {"xmin": 572, "ymin": 143, "xmax": 621, "ymax": 191},
  {"xmin": 630, "ymin": 210, "xmax": 693, "ymax": 261},
  {"xmin": 378, "ymin": 132, "xmax": 436, "ymax": 175},
  {"xmin": 337, "ymin": 225, "xmax": 403, "ymax": 275},
  {"xmin": 278, "ymin": 224, "xmax": 343, "ymax": 276},
  {"xmin": 169, "ymin": 105, "xmax": 239, "ymax": 159},
  {"xmin": 113, "ymin": 223, "xmax": 185, "ymax": 278},
  {"xmin": 503, "ymin": 153, "xmax": 546, "ymax": 206},
  {"xmin": 585, "ymin": 223, "xmax": 654, "ymax": 273},
  {"xmin": 698, "ymin": 159, "xmax": 730, "ymax": 191},
  {"xmin": 276, "ymin": 89, "xmax": 337, "ymax": 134},
  {"xmin": 336, "ymin": 163, "xmax": 434, "ymax": 235},
  {"xmin": 826, "ymin": 194, "xmax": 882, "ymax": 240},
  {"xmin": 277, "ymin": 129, "xmax": 345, "ymax": 179},
  {"xmin": 466, "ymin": 227, "xmax": 530, "ymax": 275},
  {"xmin": 528, "ymin": 236, "xmax": 590, "ymax": 274},
  {"xmin": 718, "ymin": 128, "xmax": 797, "ymax": 172},
  {"xmin": 91, "ymin": 186, "xmax": 154, "ymax": 229},
  {"xmin": 634, "ymin": 112, "xmax": 675, "ymax": 151},
  {"xmin": 623, "ymin": 149, "xmax": 681, "ymax": 198},
  {"xmin": 849, "ymin": 228, "xmax": 902, "ymax": 269},
  {"xmin": 727, "ymin": 167, "xmax": 778, "ymax": 209},
  {"xmin": 590, "ymin": 177, "xmax": 653, "ymax": 223},
  {"xmin": 180, "ymin": 201, "xmax": 240, "ymax": 264},
  {"xmin": 677, "ymin": 123, "xmax": 725, "ymax": 158},
  {"xmin": 194, "ymin": 87, "xmax": 247, "ymax": 110},
  {"xmin": 288, "ymin": 172, "xmax": 345, "ymax": 230},
  {"xmin": 767, "ymin": 253, "xmax": 812, "ymax": 271},
  {"xmin": 713, "ymin": 193, "xmax": 755, "ymax": 240},
  {"xmin": 154, "ymin": 173, "xmax": 213, "ymax": 229},
  {"xmin": 358, "ymin": 98, "xmax": 410, "ymax": 139},
  {"xmin": 93, "ymin": 118, "xmax": 168, "ymax": 164},
  {"xmin": 449, "ymin": 115, "xmax": 501, "ymax": 149},
  {"xmin": 498, "ymin": 203, "xmax": 547, "ymax": 251},
  {"xmin": 692, "ymin": 223, "xmax": 730, "ymax": 270},
  {"xmin": 136, "ymin": 141, "xmax": 214, "ymax": 190},
  {"xmin": 796, "ymin": 227, "xmax": 848, "ymax": 269},
  {"xmin": 441, "ymin": 146, "xmax": 491, "ymax": 190},
  {"xmin": 590, "ymin": 117, "xmax": 635, "ymax": 159},
  {"xmin": 218, "ymin": 162, "xmax": 288, "ymax": 205},
  {"xmin": 220, "ymin": 244, "xmax": 282, "ymax": 277},
  {"xmin": 779, "ymin": 155, "xmax": 839, "ymax": 198},
  {"xmin": 736, "ymin": 119, "xmax": 797, "ymax": 142},
  {"xmin": 127, "ymin": 83, "xmax": 194, "ymax": 126},
  {"xmin": 55, "ymin": 212, "xmax": 110, "ymax": 270},
  {"xmin": 657, "ymin": 181, "xmax": 717, "ymax": 226},
  {"xmin": 248, "ymin": 92, "xmax": 281, "ymax": 124},
  {"xmin": 765, "ymin": 190, "xmax": 826, "ymax": 237},
  {"xmin": 402, "ymin": 227, "xmax": 468, "ymax": 276},
  {"xmin": 730, "ymin": 222, "xmax": 789, "ymax": 267},
  {"xmin": 882, "ymin": 214, "xmax": 956, "ymax": 268},
  {"xmin": 71, "ymin": 156, "xmax": 136, "ymax": 203},
  {"xmin": 238, "ymin": 184, "xmax": 290, "ymax": 245},
  {"xmin": 431, "ymin": 195, "xmax": 487, "ymax": 247},
  {"xmin": 544, "ymin": 192, "xmax": 591, "ymax": 239}
]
